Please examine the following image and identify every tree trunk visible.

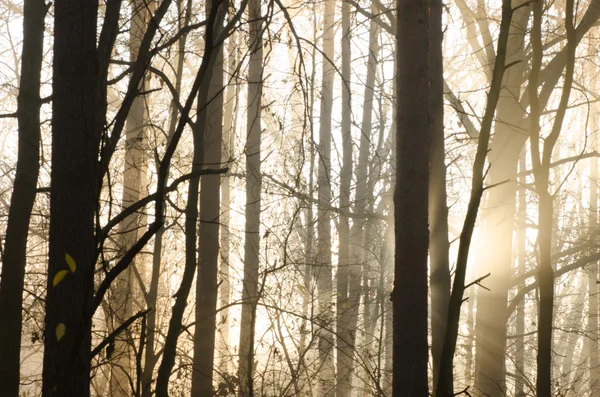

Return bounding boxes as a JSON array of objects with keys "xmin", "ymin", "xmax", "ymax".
[
  {"xmin": 41, "ymin": 1, "xmax": 99, "ymax": 395},
  {"xmin": 191, "ymin": 0, "xmax": 224, "ymax": 394},
  {"xmin": 238, "ymin": 0, "xmax": 263, "ymax": 394},
  {"xmin": 336, "ymin": 0, "xmax": 353, "ymax": 395},
  {"xmin": 154, "ymin": 5, "xmax": 226, "ymax": 395},
  {"xmin": 514, "ymin": 153, "xmax": 527, "ymax": 397},
  {"xmin": 0, "ymin": 1, "xmax": 46, "ymax": 396},
  {"xmin": 428, "ymin": 0, "xmax": 451, "ymax": 389},
  {"xmin": 527, "ymin": 0, "xmax": 575, "ymax": 393},
  {"xmin": 110, "ymin": 2, "xmax": 148, "ymax": 395},
  {"xmin": 392, "ymin": 0, "xmax": 429, "ymax": 394},
  {"xmin": 217, "ymin": 11, "xmax": 238, "ymax": 374},
  {"xmin": 315, "ymin": 0, "xmax": 335, "ymax": 395},
  {"xmin": 435, "ymin": 1, "xmax": 513, "ymax": 394}
]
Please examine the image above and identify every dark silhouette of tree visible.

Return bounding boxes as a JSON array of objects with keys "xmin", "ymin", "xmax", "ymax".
[
  {"xmin": 0, "ymin": 1, "xmax": 47, "ymax": 395},
  {"xmin": 392, "ymin": 0, "xmax": 429, "ymax": 395}
]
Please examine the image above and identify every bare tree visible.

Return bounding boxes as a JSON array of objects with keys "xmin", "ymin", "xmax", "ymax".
[{"xmin": 0, "ymin": 1, "xmax": 46, "ymax": 396}]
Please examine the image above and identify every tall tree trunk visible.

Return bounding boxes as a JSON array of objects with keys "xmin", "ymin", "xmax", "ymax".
[
  {"xmin": 110, "ymin": 2, "xmax": 148, "ymax": 395},
  {"xmin": 341, "ymin": 8, "xmax": 379, "ymax": 397},
  {"xmin": 315, "ymin": 0, "xmax": 335, "ymax": 395},
  {"xmin": 154, "ymin": 5, "xmax": 227, "ymax": 395},
  {"xmin": 393, "ymin": 0, "xmax": 429, "ymax": 394},
  {"xmin": 336, "ymin": 0, "xmax": 353, "ymax": 395},
  {"xmin": 527, "ymin": 0, "xmax": 575, "ymax": 393},
  {"xmin": 428, "ymin": 0, "xmax": 451, "ymax": 389},
  {"xmin": 0, "ymin": 1, "xmax": 46, "ymax": 396},
  {"xmin": 238, "ymin": 0, "xmax": 263, "ymax": 394},
  {"xmin": 41, "ymin": 1, "xmax": 99, "ymax": 395},
  {"xmin": 588, "ymin": 36, "xmax": 600, "ymax": 395},
  {"xmin": 217, "ymin": 12, "xmax": 238, "ymax": 374},
  {"xmin": 191, "ymin": 0, "xmax": 224, "ymax": 394}
]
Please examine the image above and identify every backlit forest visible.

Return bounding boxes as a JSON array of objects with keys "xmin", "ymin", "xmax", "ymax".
[{"xmin": 0, "ymin": 0, "xmax": 598, "ymax": 396}]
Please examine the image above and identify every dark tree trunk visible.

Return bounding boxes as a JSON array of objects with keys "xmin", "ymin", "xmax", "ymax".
[
  {"xmin": 41, "ymin": 1, "xmax": 100, "ymax": 395},
  {"xmin": 191, "ymin": 0, "xmax": 224, "ymax": 394},
  {"xmin": 392, "ymin": 0, "xmax": 429, "ymax": 395},
  {"xmin": 0, "ymin": 1, "xmax": 46, "ymax": 396}
]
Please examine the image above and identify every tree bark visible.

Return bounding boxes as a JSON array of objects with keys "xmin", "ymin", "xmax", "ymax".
[
  {"xmin": 0, "ymin": 1, "xmax": 46, "ymax": 396},
  {"xmin": 41, "ymin": 1, "xmax": 100, "ymax": 395},
  {"xmin": 392, "ymin": 0, "xmax": 429, "ymax": 394}
]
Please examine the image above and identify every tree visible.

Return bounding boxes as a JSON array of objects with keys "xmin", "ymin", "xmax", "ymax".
[
  {"xmin": 191, "ymin": 0, "xmax": 224, "ymax": 394},
  {"xmin": 392, "ymin": 0, "xmax": 429, "ymax": 395},
  {"xmin": 238, "ymin": 0, "xmax": 263, "ymax": 394},
  {"xmin": 0, "ymin": 1, "xmax": 46, "ymax": 396},
  {"xmin": 41, "ymin": 0, "xmax": 101, "ymax": 394},
  {"xmin": 315, "ymin": 0, "xmax": 336, "ymax": 394},
  {"xmin": 435, "ymin": 0, "xmax": 513, "ymax": 394}
]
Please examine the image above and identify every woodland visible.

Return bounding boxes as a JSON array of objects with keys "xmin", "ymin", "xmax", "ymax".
[{"xmin": 0, "ymin": 0, "xmax": 598, "ymax": 396}]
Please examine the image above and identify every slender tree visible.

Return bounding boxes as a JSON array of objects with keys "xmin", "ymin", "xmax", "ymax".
[
  {"xmin": 238, "ymin": 0, "xmax": 263, "ymax": 394},
  {"xmin": 0, "ymin": 1, "xmax": 47, "ymax": 396},
  {"xmin": 528, "ymin": 0, "xmax": 576, "ymax": 393},
  {"xmin": 315, "ymin": 0, "xmax": 336, "ymax": 394},
  {"xmin": 191, "ymin": 0, "xmax": 225, "ymax": 394},
  {"xmin": 435, "ymin": 0, "xmax": 513, "ymax": 395},
  {"xmin": 336, "ymin": 0, "xmax": 355, "ymax": 395}
]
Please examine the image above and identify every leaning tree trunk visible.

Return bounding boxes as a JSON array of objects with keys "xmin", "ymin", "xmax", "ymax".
[
  {"xmin": 191, "ymin": 0, "xmax": 224, "ymax": 395},
  {"xmin": 315, "ymin": 0, "xmax": 336, "ymax": 395},
  {"xmin": 41, "ymin": 0, "xmax": 100, "ymax": 395},
  {"xmin": 0, "ymin": 1, "xmax": 46, "ymax": 396},
  {"xmin": 238, "ymin": 0, "xmax": 263, "ymax": 394},
  {"xmin": 110, "ymin": 2, "xmax": 149, "ymax": 395},
  {"xmin": 435, "ymin": 1, "xmax": 513, "ymax": 395},
  {"xmin": 392, "ymin": 0, "xmax": 430, "ymax": 394}
]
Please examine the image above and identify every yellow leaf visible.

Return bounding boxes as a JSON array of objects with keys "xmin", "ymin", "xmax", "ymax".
[
  {"xmin": 65, "ymin": 253, "xmax": 76, "ymax": 273},
  {"xmin": 53, "ymin": 270, "xmax": 70, "ymax": 287},
  {"xmin": 55, "ymin": 323, "xmax": 66, "ymax": 342}
]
